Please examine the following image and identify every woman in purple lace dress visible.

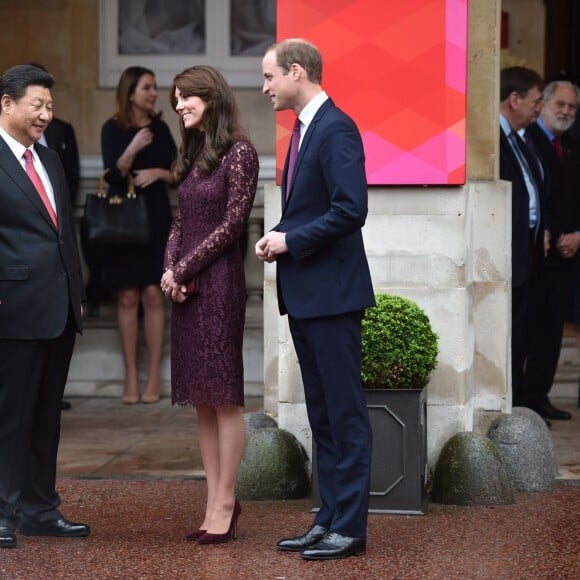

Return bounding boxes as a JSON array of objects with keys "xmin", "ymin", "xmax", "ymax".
[{"xmin": 161, "ymin": 66, "xmax": 258, "ymax": 544}]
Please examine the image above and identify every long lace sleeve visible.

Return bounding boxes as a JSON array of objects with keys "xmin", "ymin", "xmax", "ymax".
[
  {"xmin": 172, "ymin": 141, "xmax": 259, "ymax": 285},
  {"xmin": 164, "ymin": 202, "xmax": 182, "ymax": 270}
]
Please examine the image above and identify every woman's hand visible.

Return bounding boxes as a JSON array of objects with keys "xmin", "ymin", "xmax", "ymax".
[
  {"xmin": 160, "ymin": 269, "xmax": 176, "ymax": 298},
  {"xmin": 171, "ymin": 286, "xmax": 188, "ymax": 303},
  {"xmin": 117, "ymin": 128, "xmax": 154, "ymax": 175},
  {"xmin": 133, "ymin": 168, "xmax": 161, "ymax": 188},
  {"xmin": 128, "ymin": 127, "xmax": 153, "ymax": 155}
]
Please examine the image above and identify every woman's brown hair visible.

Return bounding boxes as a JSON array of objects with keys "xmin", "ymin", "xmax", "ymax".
[
  {"xmin": 170, "ymin": 65, "xmax": 245, "ymax": 183},
  {"xmin": 115, "ymin": 66, "xmax": 161, "ymax": 130}
]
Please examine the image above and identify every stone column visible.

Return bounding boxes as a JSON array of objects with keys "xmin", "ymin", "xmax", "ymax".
[{"xmin": 262, "ymin": 0, "xmax": 505, "ymax": 466}]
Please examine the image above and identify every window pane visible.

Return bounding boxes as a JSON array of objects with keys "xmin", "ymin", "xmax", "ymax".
[
  {"xmin": 118, "ymin": 0, "xmax": 206, "ymax": 55},
  {"xmin": 230, "ymin": 0, "xmax": 276, "ymax": 56}
]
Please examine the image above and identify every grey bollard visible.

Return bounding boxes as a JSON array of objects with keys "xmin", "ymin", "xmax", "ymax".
[
  {"xmin": 488, "ymin": 413, "xmax": 556, "ymax": 492},
  {"xmin": 431, "ymin": 431, "xmax": 514, "ymax": 506}
]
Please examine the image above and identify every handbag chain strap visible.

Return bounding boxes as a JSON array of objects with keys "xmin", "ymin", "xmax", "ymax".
[{"xmin": 97, "ymin": 168, "xmax": 136, "ymax": 204}]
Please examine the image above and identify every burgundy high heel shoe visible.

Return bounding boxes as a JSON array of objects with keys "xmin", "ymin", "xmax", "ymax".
[
  {"xmin": 185, "ymin": 528, "xmax": 206, "ymax": 541},
  {"xmin": 197, "ymin": 499, "xmax": 241, "ymax": 544}
]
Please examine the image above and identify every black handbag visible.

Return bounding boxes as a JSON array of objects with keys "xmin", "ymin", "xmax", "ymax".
[{"xmin": 83, "ymin": 169, "xmax": 151, "ymax": 247}]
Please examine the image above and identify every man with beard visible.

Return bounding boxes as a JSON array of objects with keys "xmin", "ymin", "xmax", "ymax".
[{"xmin": 523, "ymin": 80, "xmax": 580, "ymax": 420}]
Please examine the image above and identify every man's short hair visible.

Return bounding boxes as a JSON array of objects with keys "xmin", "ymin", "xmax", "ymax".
[
  {"xmin": 269, "ymin": 38, "xmax": 323, "ymax": 84},
  {"xmin": 0, "ymin": 64, "xmax": 54, "ymax": 107},
  {"xmin": 543, "ymin": 79, "xmax": 580, "ymax": 103},
  {"xmin": 500, "ymin": 66, "xmax": 543, "ymax": 101}
]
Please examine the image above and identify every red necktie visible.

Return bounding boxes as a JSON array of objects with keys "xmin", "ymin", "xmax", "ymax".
[
  {"xmin": 23, "ymin": 149, "xmax": 58, "ymax": 228},
  {"xmin": 286, "ymin": 118, "xmax": 301, "ymax": 198},
  {"xmin": 553, "ymin": 135, "xmax": 563, "ymax": 160}
]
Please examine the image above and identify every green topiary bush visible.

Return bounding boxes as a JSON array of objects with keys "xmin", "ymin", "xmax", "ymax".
[{"xmin": 361, "ymin": 294, "xmax": 439, "ymax": 389}]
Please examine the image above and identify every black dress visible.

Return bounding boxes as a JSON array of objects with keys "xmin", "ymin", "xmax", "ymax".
[{"xmin": 100, "ymin": 117, "xmax": 176, "ymax": 289}]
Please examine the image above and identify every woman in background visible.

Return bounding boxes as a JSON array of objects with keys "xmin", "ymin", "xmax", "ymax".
[
  {"xmin": 101, "ymin": 66, "xmax": 176, "ymax": 404},
  {"xmin": 161, "ymin": 65, "xmax": 258, "ymax": 544}
]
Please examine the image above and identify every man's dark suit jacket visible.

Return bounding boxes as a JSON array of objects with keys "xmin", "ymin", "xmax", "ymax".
[
  {"xmin": 273, "ymin": 98, "xmax": 375, "ymax": 318},
  {"xmin": 0, "ymin": 137, "xmax": 84, "ymax": 339},
  {"xmin": 44, "ymin": 117, "xmax": 80, "ymax": 202},
  {"xmin": 527, "ymin": 122, "xmax": 580, "ymax": 265},
  {"xmin": 499, "ymin": 129, "xmax": 546, "ymax": 287}
]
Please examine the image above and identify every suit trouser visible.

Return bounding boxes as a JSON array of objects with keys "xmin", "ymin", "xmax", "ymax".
[
  {"xmin": 0, "ymin": 322, "xmax": 76, "ymax": 525},
  {"xmin": 523, "ymin": 264, "xmax": 573, "ymax": 407},
  {"xmin": 512, "ymin": 280, "xmax": 531, "ymax": 407},
  {"xmin": 288, "ymin": 311, "xmax": 372, "ymax": 539}
]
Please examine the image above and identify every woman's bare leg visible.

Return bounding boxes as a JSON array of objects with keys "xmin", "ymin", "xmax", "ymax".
[
  {"xmin": 141, "ymin": 284, "xmax": 164, "ymax": 402},
  {"xmin": 196, "ymin": 406, "xmax": 220, "ymax": 531},
  {"xmin": 117, "ymin": 287, "xmax": 140, "ymax": 403}
]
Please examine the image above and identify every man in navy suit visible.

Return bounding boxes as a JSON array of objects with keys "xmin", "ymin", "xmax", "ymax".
[
  {"xmin": 256, "ymin": 39, "xmax": 374, "ymax": 560},
  {"xmin": 0, "ymin": 64, "xmax": 89, "ymax": 548}
]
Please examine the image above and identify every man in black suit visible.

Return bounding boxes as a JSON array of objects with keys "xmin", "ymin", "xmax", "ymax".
[
  {"xmin": 523, "ymin": 80, "xmax": 580, "ymax": 420},
  {"xmin": 33, "ymin": 64, "xmax": 109, "ymax": 320},
  {"xmin": 0, "ymin": 64, "xmax": 90, "ymax": 549},
  {"xmin": 257, "ymin": 39, "xmax": 374, "ymax": 560},
  {"xmin": 43, "ymin": 111, "xmax": 80, "ymax": 410},
  {"xmin": 29, "ymin": 64, "xmax": 79, "ymax": 205},
  {"xmin": 499, "ymin": 67, "xmax": 546, "ymax": 415},
  {"xmin": 43, "ymin": 116, "xmax": 80, "ymax": 204}
]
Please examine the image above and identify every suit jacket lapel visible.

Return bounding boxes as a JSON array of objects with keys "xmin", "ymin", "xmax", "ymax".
[
  {"xmin": 283, "ymin": 98, "xmax": 334, "ymax": 209},
  {"xmin": 0, "ymin": 137, "xmax": 57, "ymax": 230}
]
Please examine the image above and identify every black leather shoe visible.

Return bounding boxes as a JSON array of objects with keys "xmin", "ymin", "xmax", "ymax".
[
  {"xmin": 301, "ymin": 532, "xmax": 366, "ymax": 560},
  {"xmin": 61, "ymin": 400, "xmax": 71, "ymax": 411},
  {"xmin": 276, "ymin": 524, "xmax": 328, "ymax": 552},
  {"xmin": 19, "ymin": 517, "xmax": 90, "ymax": 537},
  {"xmin": 533, "ymin": 402, "xmax": 572, "ymax": 421},
  {"xmin": 0, "ymin": 525, "xmax": 16, "ymax": 549}
]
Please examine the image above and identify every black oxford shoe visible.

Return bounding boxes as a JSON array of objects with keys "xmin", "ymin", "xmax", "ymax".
[
  {"xmin": 0, "ymin": 525, "xmax": 16, "ymax": 549},
  {"xmin": 19, "ymin": 517, "xmax": 90, "ymax": 537},
  {"xmin": 276, "ymin": 524, "xmax": 328, "ymax": 552},
  {"xmin": 301, "ymin": 532, "xmax": 366, "ymax": 560},
  {"xmin": 533, "ymin": 402, "xmax": 572, "ymax": 421}
]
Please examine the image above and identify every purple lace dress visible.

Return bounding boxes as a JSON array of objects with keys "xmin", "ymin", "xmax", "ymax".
[{"xmin": 164, "ymin": 140, "xmax": 259, "ymax": 407}]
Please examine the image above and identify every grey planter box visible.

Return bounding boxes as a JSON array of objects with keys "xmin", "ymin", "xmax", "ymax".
[{"xmin": 312, "ymin": 388, "xmax": 428, "ymax": 515}]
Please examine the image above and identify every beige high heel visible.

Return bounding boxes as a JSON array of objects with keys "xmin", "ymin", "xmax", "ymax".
[
  {"xmin": 122, "ymin": 394, "xmax": 139, "ymax": 405},
  {"xmin": 141, "ymin": 392, "xmax": 160, "ymax": 404}
]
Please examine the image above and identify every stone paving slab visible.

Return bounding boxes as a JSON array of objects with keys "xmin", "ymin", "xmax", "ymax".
[{"xmin": 2, "ymin": 479, "xmax": 578, "ymax": 579}]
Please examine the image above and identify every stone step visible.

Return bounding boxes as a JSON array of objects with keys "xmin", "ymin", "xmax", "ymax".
[
  {"xmin": 552, "ymin": 337, "xmax": 580, "ymax": 400},
  {"xmin": 66, "ymin": 299, "xmax": 264, "ymax": 399},
  {"xmin": 68, "ymin": 312, "xmax": 580, "ymax": 403}
]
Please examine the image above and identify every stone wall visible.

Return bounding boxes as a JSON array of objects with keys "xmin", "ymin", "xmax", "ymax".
[
  {"xmin": 265, "ymin": 178, "xmax": 511, "ymax": 467},
  {"xmin": 264, "ymin": 0, "xmax": 511, "ymax": 467},
  {"xmin": 0, "ymin": 0, "xmax": 275, "ymax": 157}
]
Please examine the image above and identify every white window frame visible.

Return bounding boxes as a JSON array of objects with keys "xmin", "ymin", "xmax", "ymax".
[{"xmin": 98, "ymin": 0, "xmax": 268, "ymax": 88}]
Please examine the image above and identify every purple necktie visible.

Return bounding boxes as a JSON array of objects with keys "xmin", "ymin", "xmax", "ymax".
[
  {"xmin": 286, "ymin": 118, "xmax": 301, "ymax": 198},
  {"xmin": 553, "ymin": 135, "xmax": 563, "ymax": 160}
]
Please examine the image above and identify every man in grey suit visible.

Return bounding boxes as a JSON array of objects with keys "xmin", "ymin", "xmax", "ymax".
[
  {"xmin": 0, "ymin": 64, "xmax": 89, "ymax": 548},
  {"xmin": 256, "ymin": 39, "xmax": 374, "ymax": 560}
]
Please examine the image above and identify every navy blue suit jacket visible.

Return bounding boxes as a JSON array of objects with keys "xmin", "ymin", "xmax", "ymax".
[
  {"xmin": 499, "ymin": 129, "xmax": 545, "ymax": 287},
  {"xmin": 273, "ymin": 98, "xmax": 375, "ymax": 318}
]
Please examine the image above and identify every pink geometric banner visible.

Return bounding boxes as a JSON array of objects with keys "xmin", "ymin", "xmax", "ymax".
[{"xmin": 276, "ymin": 0, "xmax": 467, "ymax": 185}]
